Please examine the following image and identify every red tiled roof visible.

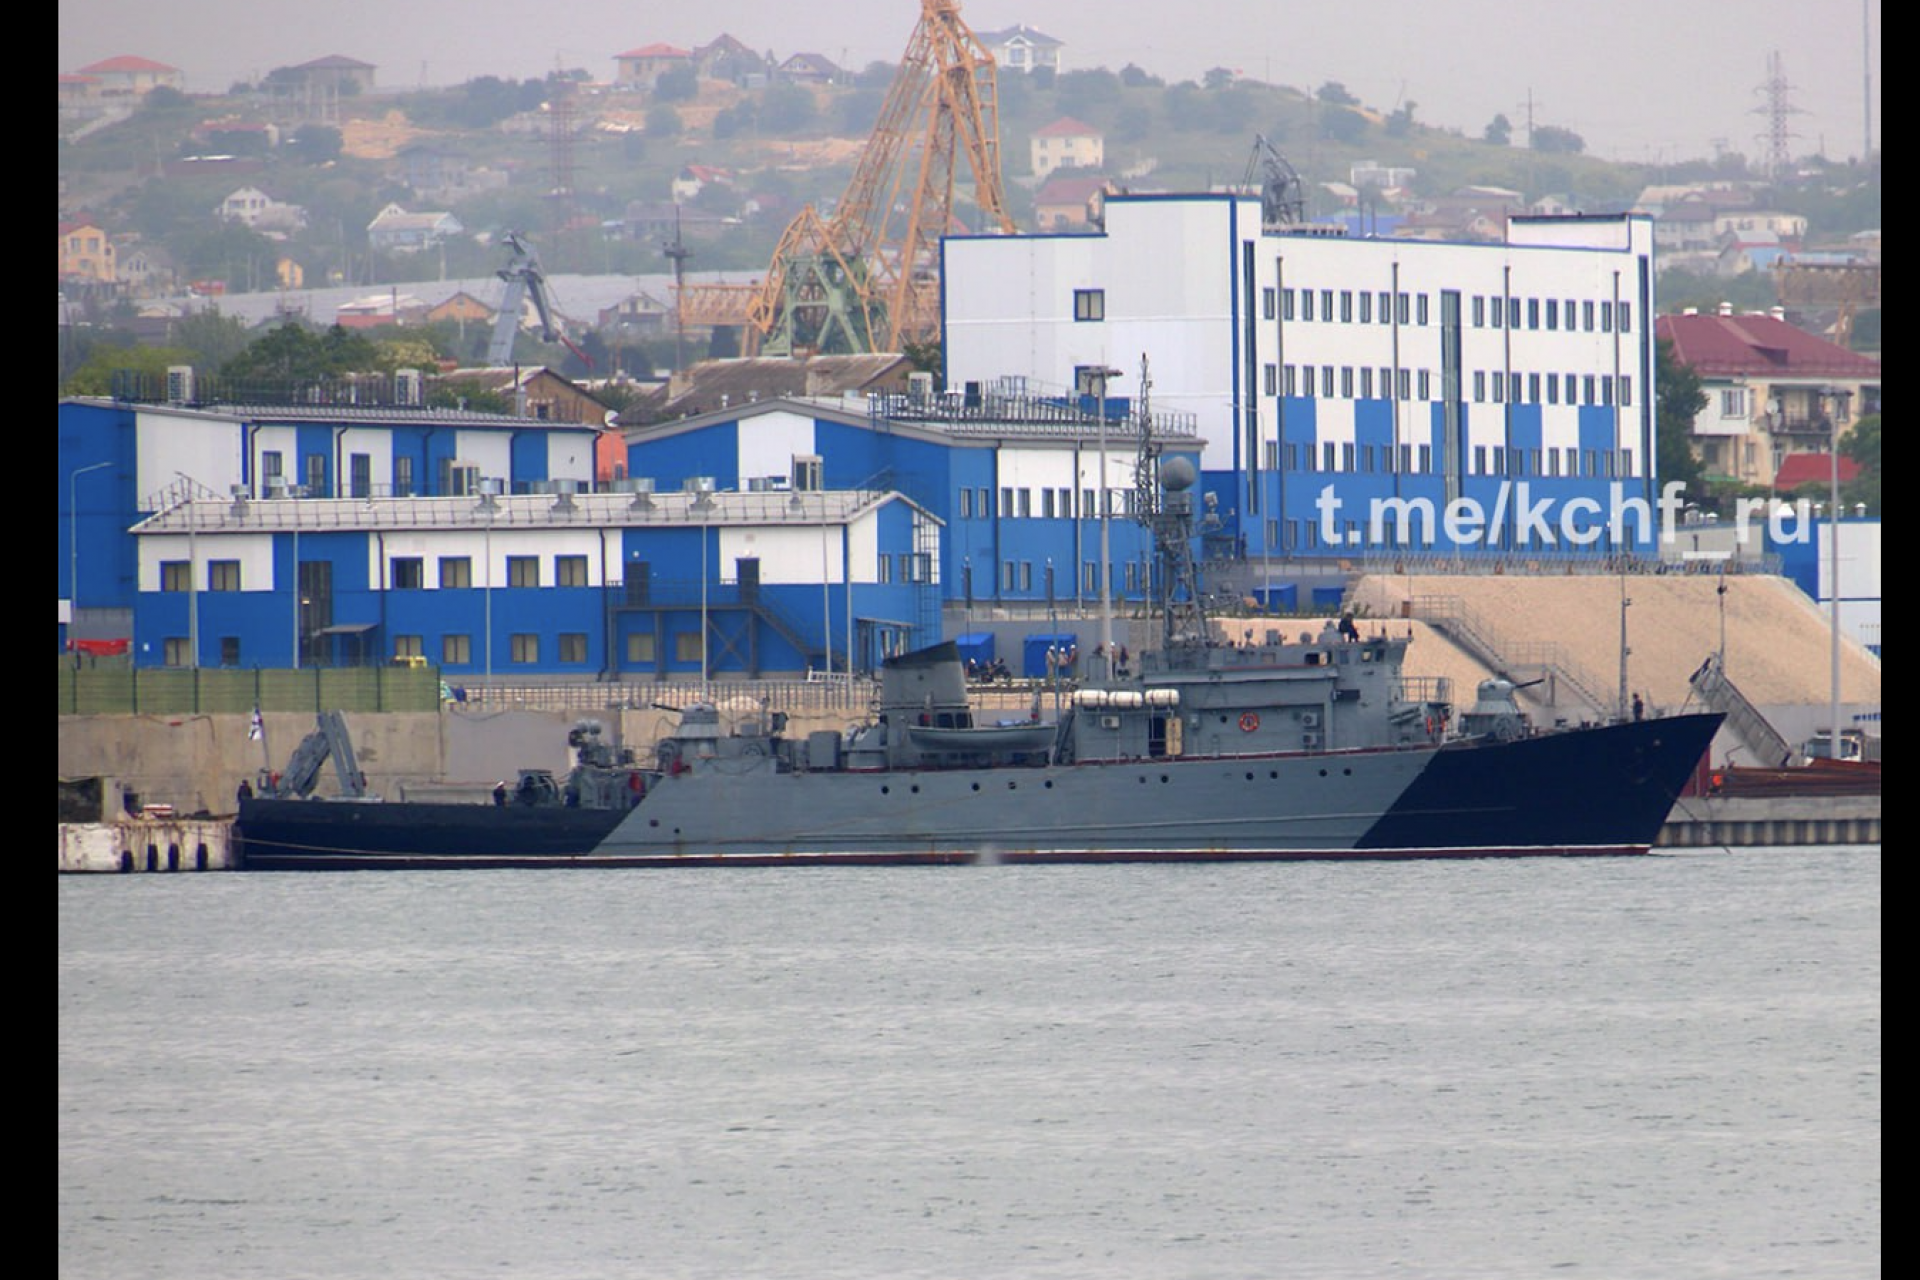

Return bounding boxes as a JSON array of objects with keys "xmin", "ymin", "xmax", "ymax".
[
  {"xmin": 1035, "ymin": 116, "xmax": 1100, "ymax": 138},
  {"xmin": 1774, "ymin": 452, "xmax": 1861, "ymax": 491},
  {"xmin": 77, "ymin": 55, "xmax": 179, "ymax": 74},
  {"xmin": 1656, "ymin": 312, "xmax": 1880, "ymax": 380}
]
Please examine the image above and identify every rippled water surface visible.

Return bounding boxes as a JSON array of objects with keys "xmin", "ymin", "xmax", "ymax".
[{"xmin": 60, "ymin": 849, "xmax": 1879, "ymax": 1279}]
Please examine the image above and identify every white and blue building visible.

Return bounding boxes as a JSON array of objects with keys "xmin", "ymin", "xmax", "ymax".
[
  {"xmin": 61, "ymin": 385, "xmax": 938, "ymax": 676},
  {"xmin": 944, "ymin": 194, "xmax": 1664, "ymax": 566},
  {"xmin": 619, "ymin": 389, "xmax": 1204, "ymax": 619}
]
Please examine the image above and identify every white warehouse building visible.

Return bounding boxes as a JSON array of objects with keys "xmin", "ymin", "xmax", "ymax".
[{"xmin": 943, "ymin": 195, "xmax": 1661, "ymax": 564}]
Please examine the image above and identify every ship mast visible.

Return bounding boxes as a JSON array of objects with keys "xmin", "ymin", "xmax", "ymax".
[{"xmin": 1132, "ymin": 355, "xmax": 1210, "ymax": 652}]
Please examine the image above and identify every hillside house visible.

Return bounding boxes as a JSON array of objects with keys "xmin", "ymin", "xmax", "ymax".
[
  {"xmin": 1657, "ymin": 307, "xmax": 1881, "ymax": 488},
  {"xmin": 366, "ymin": 204, "xmax": 463, "ymax": 253},
  {"xmin": 613, "ymin": 44, "xmax": 691, "ymax": 92},
  {"xmin": 1029, "ymin": 117, "xmax": 1103, "ymax": 180},
  {"xmin": 976, "ymin": 25, "xmax": 1063, "ymax": 76},
  {"xmin": 74, "ymin": 55, "xmax": 183, "ymax": 97},
  {"xmin": 59, "ymin": 221, "xmax": 117, "ymax": 284}
]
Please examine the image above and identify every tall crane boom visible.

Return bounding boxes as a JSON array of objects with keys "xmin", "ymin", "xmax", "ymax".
[
  {"xmin": 750, "ymin": 0, "xmax": 1015, "ymax": 356},
  {"xmin": 487, "ymin": 230, "xmax": 589, "ymax": 368}
]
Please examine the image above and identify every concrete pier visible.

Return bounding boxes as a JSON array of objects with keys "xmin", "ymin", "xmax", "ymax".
[
  {"xmin": 58, "ymin": 819, "xmax": 237, "ymax": 872},
  {"xmin": 1657, "ymin": 795, "xmax": 1881, "ymax": 848}
]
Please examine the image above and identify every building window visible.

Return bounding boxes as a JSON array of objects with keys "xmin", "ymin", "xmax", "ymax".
[
  {"xmin": 1019, "ymin": 562, "xmax": 1032, "ymax": 591},
  {"xmin": 959, "ymin": 488, "xmax": 973, "ymax": 519},
  {"xmin": 627, "ymin": 634, "xmax": 656, "ymax": 664},
  {"xmin": 220, "ymin": 636, "xmax": 241, "ymax": 666},
  {"xmin": 792, "ymin": 455, "xmax": 822, "ymax": 490},
  {"xmin": 349, "ymin": 453, "xmax": 372, "ymax": 499},
  {"xmin": 1018, "ymin": 488, "xmax": 1032, "ymax": 518},
  {"xmin": 164, "ymin": 637, "xmax": 191, "ymax": 666},
  {"xmin": 395, "ymin": 456, "xmax": 414, "ymax": 497},
  {"xmin": 1359, "ymin": 291, "xmax": 1373, "ymax": 324},
  {"xmin": 1263, "ymin": 287, "xmax": 1276, "ymax": 320},
  {"xmin": 1264, "ymin": 364, "xmax": 1277, "ymax": 396},
  {"xmin": 1378, "ymin": 291, "xmax": 1391, "ymax": 323},
  {"xmin": 1491, "ymin": 298, "xmax": 1504, "ymax": 329},
  {"xmin": 1341, "ymin": 367, "xmax": 1353, "ymax": 398},
  {"xmin": 161, "ymin": 561, "xmax": 190, "ymax": 592},
  {"xmin": 443, "ymin": 633, "xmax": 471, "ymax": 664},
  {"xmin": 1473, "ymin": 371, "xmax": 1486, "ymax": 402},
  {"xmin": 1416, "ymin": 294, "xmax": 1429, "ymax": 326},
  {"xmin": 1341, "ymin": 442, "xmax": 1355, "ymax": 471},
  {"xmin": 1340, "ymin": 290, "xmax": 1353, "ymax": 322},
  {"xmin": 394, "ymin": 634, "xmax": 424, "ymax": 659},
  {"xmin": 1546, "ymin": 299, "xmax": 1558, "ymax": 331},
  {"xmin": 1282, "ymin": 289, "xmax": 1295, "ymax": 320},
  {"xmin": 1417, "ymin": 369, "xmax": 1430, "ymax": 400},
  {"xmin": 1000, "ymin": 487, "xmax": 1014, "ymax": 518},
  {"xmin": 978, "ymin": 487, "xmax": 991, "ymax": 517},
  {"xmin": 510, "ymin": 633, "xmax": 539, "ymax": 663},
  {"xmin": 1620, "ymin": 376, "xmax": 1632, "ymax": 406},
  {"xmin": 555, "ymin": 555, "xmax": 588, "ymax": 587},
  {"xmin": 675, "ymin": 633, "xmax": 703, "ymax": 663},
  {"xmin": 1583, "ymin": 300, "xmax": 1595, "ymax": 331},
  {"xmin": 507, "ymin": 556, "xmax": 539, "ymax": 588},
  {"xmin": 1284, "ymin": 365, "xmax": 1297, "ymax": 396},
  {"xmin": 1546, "ymin": 373, "xmax": 1558, "ymax": 405},
  {"xmin": 1042, "ymin": 488, "xmax": 1056, "ymax": 519},
  {"xmin": 1360, "ymin": 367, "xmax": 1373, "ymax": 399},
  {"xmin": 1721, "ymin": 389, "xmax": 1747, "ymax": 418},
  {"xmin": 1319, "ymin": 289, "xmax": 1334, "ymax": 321},
  {"xmin": 440, "ymin": 556, "xmax": 472, "ymax": 589},
  {"xmin": 261, "ymin": 451, "xmax": 283, "ymax": 487},
  {"xmin": 392, "ymin": 557, "xmax": 424, "ymax": 589},
  {"xmin": 209, "ymin": 560, "xmax": 241, "ymax": 592},
  {"xmin": 1302, "ymin": 290, "xmax": 1315, "ymax": 322},
  {"xmin": 304, "ymin": 453, "xmax": 327, "ymax": 497},
  {"xmin": 1528, "ymin": 373, "xmax": 1541, "ymax": 403},
  {"xmin": 558, "ymin": 633, "xmax": 587, "ymax": 663},
  {"xmin": 1618, "ymin": 302, "xmax": 1632, "ymax": 332},
  {"xmin": 878, "ymin": 554, "xmax": 891, "ymax": 584},
  {"xmin": 1508, "ymin": 298, "xmax": 1521, "ymax": 329},
  {"xmin": 1472, "ymin": 296, "xmax": 1485, "ymax": 327},
  {"xmin": 1601, "ymin": 301, "xmax": 1614, "ymax": 332},
  {"xmin": 1396, "ymin": 293, "xmax": 1410, "ymax": 325},
  {"xmin": 1492, "ymin": 372, "xmax": 1505, "ymax": 403},
  {"xmin": 1322, "ymin": 442, "xmax": 1337, "ymax": 471},
  {"xmin": 1073, "ymin": 288, "xmax": 1105, "ymax": 321},
  {"xmin": 1397, "ymin": 369, "xmax": 1411, "ymax": 400},
  {"xmin": 1474, "ymin": 446, "xmax": 1487, "ymax": 475},
  {"xmin": 1419, "ymin": 444, "xmax": 1433, "ymax": 473}
]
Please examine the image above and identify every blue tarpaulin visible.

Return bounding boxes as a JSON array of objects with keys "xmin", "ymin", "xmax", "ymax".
[
  {"xmin": 953, "ymin": 632, "xmax": 996, "ymax": 667},
  {"xmin": 1022, "ymin": 633, "xmax": 1079, "ymax": 679}
]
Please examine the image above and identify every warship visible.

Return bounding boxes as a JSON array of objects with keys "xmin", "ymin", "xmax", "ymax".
[{"xmin": 236, "ymin": 454, "xmax": 1723, "ymax": 869}]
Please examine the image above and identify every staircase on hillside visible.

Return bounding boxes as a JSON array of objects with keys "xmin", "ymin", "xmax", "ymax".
[
  {"xmin": 1688, "ymin": 652, "xmax": 1802, "ymax": 767},
  {"xmin": 1403, "ymin": 594, "xmax": 1613, "ymax": 719}
]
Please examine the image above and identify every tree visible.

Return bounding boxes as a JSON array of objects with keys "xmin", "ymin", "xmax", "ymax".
[
  {"xmin": 1385, "ymin": 101, "xmax": 1418, "ymax": 138},
  {"xmin": 1483, "ymin": 113, "xmax": 1512, "ymax": 146},
  {"xmin": 220, "ymin": 322, "xmax": 383, "ymax": 386},
  {"xmin": 1531, "ymin": 125, "xmax": 1586, "ymax": 155},
  {"xmin": 759, "ymin": 84, "xmax": 818, "ymax": 132},
  {"xmin": 286, "ymin": 125, "xmax": 342, "ymax": 165},
  {"xmin": 1316, "ymin": 82, "xmax": 1359, "ymax": 107},
  {"xmin": 1318, "ymin": 105, "xmax": 1369, "ymax": 145},
  {"xmin": 1118, "ymin": 64, "xmax": 1162, "ymax": 89},
  {"xmin": 1654, "ymin": 337, "xmax": 1708, "ymax": 503},
  {"xmin": 646, "ymin": 105, "xmax": 683, "ymax": 139},
  {"xmin": 653, "ymin": 65, "xmax": 699, "ymax": 103},
  {"xmin": 62, "ymin": 341, "xmax": 199, "ymax": 397},
  {"xmin": 1203, "ymin": 67, "xmax": 1237, "ymax": 91}
]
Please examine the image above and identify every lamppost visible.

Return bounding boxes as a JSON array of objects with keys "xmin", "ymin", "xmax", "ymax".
[
  {"xmin": 175, "ymin": 472, "xmax": 200, "ymax": 669},
  {"xmin": 1090, "ymin": 366, "xmax": 1123, "ymax": 666},
  {"xmin": 692, "ymin": 487, "xmax": 715, "ymax": 685},
  {"xmin": 68, "ymin": 460, "xmax": 111, "ymax": 653},
  {"xmin": 1825, "ymin": 386, "xmax": 1852, "ymax": 756},
  {"xmin": 478, "ymin": 485, "xmax": 499, "ymax": 689}
]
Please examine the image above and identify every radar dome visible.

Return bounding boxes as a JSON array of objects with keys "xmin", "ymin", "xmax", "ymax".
[{"xmin": 1160, "ymin": 456, "xmax": 1197, "ymax": 491}]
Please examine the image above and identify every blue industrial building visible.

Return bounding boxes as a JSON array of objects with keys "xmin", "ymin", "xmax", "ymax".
[{"xmin": 62, "ymin": 377, "xmax": 1202, "ymax": 677}]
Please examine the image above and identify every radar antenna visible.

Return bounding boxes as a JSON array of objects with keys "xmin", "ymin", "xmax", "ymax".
[{"xmin": 1131, "ymin": 355, "xmax": 1210, "ymax": 650}]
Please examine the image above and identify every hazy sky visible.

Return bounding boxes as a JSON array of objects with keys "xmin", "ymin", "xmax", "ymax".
[{"xmin": 60, "ymin": 0, "xmax": 1879, "ymax": 164}]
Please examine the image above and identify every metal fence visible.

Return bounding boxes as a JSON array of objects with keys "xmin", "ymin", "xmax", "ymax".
[{"xmin": 57, "ymin": 662, "xmax": 443, "ymax": 715}]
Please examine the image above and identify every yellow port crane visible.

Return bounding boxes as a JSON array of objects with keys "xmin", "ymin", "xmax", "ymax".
[{"xmin": 745, "ymin": 0, "xmax": 1016, "ymax": 356}]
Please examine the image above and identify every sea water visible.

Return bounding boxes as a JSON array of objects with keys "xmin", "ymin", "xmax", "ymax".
[{"xmin": 59, "ymin": 848, "xmax": 1879, "ymax": 1279}]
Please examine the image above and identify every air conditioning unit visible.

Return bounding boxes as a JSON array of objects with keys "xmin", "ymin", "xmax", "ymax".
[
  {"xmin": 1301, "ymin": 711, "xmax": 1321, "ymax": 728},
  {"xmin": 1302, "ymin": 732, "xmax": 1322, "ymax": 749},
  {"xmin": 165, "ymin": 365, "xmax": 195, "ymax": 404},
  {"xmin": 1100, "ymin": 715, "xmax": 1121, "ymax": 730}
]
